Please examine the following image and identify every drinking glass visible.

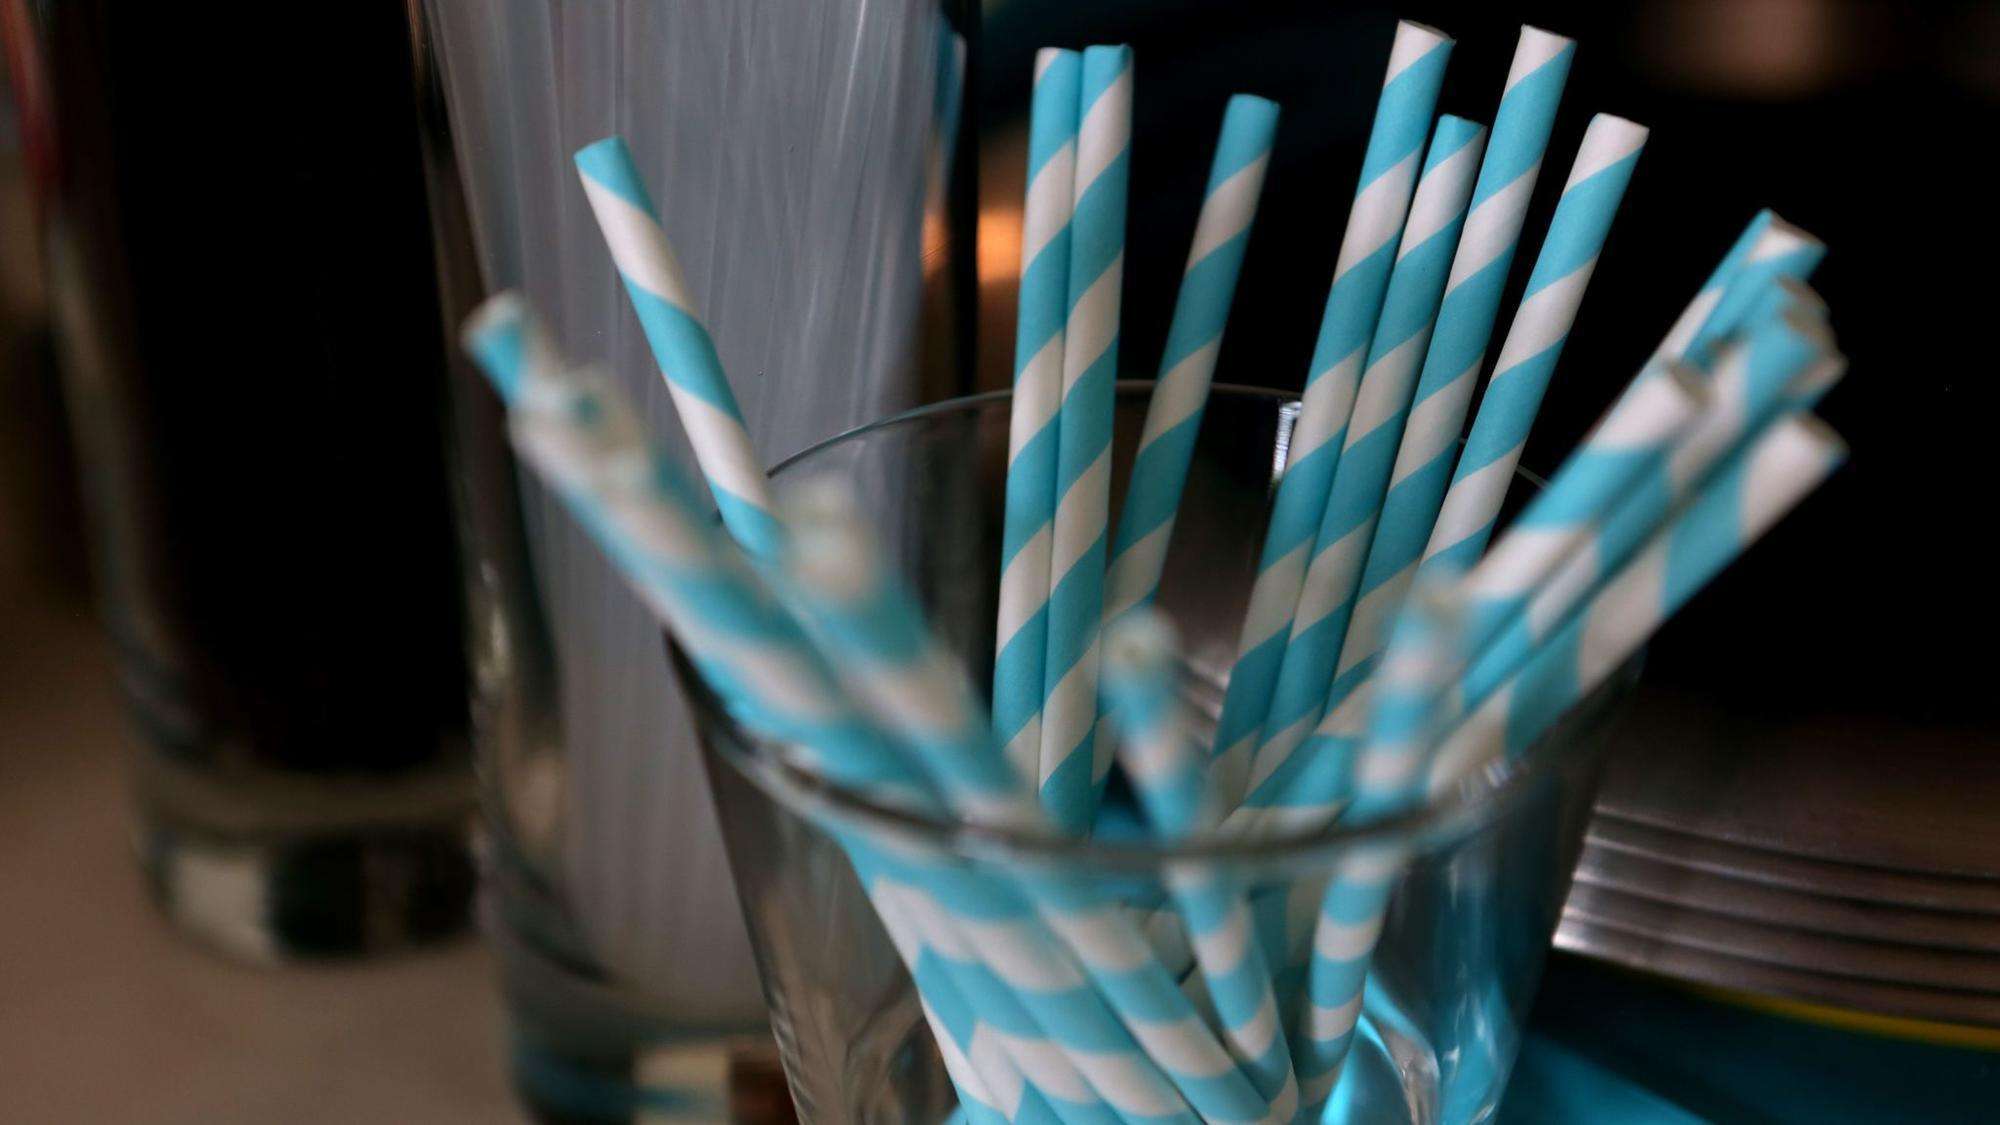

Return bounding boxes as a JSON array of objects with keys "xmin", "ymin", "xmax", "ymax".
[{"xmin": 687, "ymin": 387, "xmax": 1634, "ymax": 1123}]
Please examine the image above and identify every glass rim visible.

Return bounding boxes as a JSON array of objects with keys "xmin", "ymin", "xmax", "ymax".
[{"xmin": 681, "ymin": 385, "xmax": 1625, "ymax": 872}]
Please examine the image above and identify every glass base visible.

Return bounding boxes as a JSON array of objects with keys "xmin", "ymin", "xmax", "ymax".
[
  {"xmin": 137, "ymin": 812, "xmax": 476, "ymax": 962},
  {"xmin": 495, "ymin": 914, "xmax": 787, "ymax": 1124}
]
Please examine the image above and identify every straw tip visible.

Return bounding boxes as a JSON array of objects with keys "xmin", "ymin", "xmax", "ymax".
[
  {"xmin": 573, "ymin": 135, "xmax": 633, "ymax": 165},
  {"xmin": 573, "ymin": 137, "xmax": 647, "ymax": 198},
  {"xmin": 1102, "ymin": 610, "xmax": 1176, "ymax": 682},
  {"xmin": 1032, "ymin": 47, "xmax": 1076, "ymax": 79},
  {"xmin": 777, "ymin": 477, "xmax": 875, "ymax": 597},
  {"xmin": 1585, "ymin": 113, "xmax": 1650, "ymax": 144},
  {"xmin": 462, "ymin": 291, "xmax": 528, "ymax": 349},
  {"xmin": 1759, "ymin": 213, "xmax": 1826, "ymax": 255},
  {"xmin": 1395, "ymin": 19, "xmax": 1453, "ymax": 46},
  {"xmin": 1777, "ymin": 411, "xmax": 1850, "ymax": 467},
  {"xmin": 1518, "ymin": 24, "xmax": 1576, "ymax": 50},
  {"xmin": 1224, "ymin": 92, "xmax": 1282, "ymax": 124}
]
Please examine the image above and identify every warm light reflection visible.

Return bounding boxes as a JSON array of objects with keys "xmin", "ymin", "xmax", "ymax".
[
  {"xmin": 977, "ymin": 205, "xmax": 1023, "ymax": 287},
  {"xmin": 922, "ymin": 207, "xmax": 949, "ymax": 278},
  {"xmin": 1637, "ymin": 0, "xmax": 1851, "ymax": 96}
]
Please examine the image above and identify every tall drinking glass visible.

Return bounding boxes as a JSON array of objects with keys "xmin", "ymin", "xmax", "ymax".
[{"xmin": 410, "ymin": 1, "xmax": 977, "ymax": 1118}]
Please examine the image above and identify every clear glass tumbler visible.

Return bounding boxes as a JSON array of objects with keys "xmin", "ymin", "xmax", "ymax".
[{"xmin": 685, "ymin": 386, "xmax": 1634, "ymax": 1124}]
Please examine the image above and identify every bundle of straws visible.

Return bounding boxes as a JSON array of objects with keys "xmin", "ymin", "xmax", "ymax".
[{"xmin": 459, "ymin": 18, "xmax": 1847, "ymax": 1123}]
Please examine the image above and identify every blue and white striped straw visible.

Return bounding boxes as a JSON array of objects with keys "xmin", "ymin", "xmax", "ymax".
[
  {"xmin": 1300, "ymin": 412, "xmax": 1844, "ymax": 1104},
  {"xmin": 1417, "ymin": 114, "xmax": 1650, "ymax": 579},
  {"xmin": 1454, "ymin": 363, "xmax": 1708, "ymax": 656},
  {"xmin": 996, "ymin": 49, "xmax": 1083, "ymax": 784},
  {"xmin": 1310, "ymin": 28, "xmax": 1575, "ymax": 713},
  {"xmin": 1293, "ymin": 585, "xmax": 1460, "ymax": 1109},
  {"xmin": 1428, "ymin": 413, "xmax": 1845, "ymax": 789},
  {"xmin": 1242, "ymin": 115, "xmax": 1487, "ymax": 796},
  {"xmin": 1041, "ymin": 44, "xmax": 1134, "ymax": 833},
  {"xmin": 851, "ymin": 841, "xmax": 1181, "ymax": 1125},
  {"xmin": 1210, "ymin": 20, "xmax": 1454, "ymax": 806},
  {"xmin": 778, "ymin": 481, "xmax": 1041, "ymax": 830},
  {"xmin": 1679, "ymin": 217, "xmax": 1826, "ymax": 371},
  {"xmin": 1650, "ymin": 209, "xmax": 1773, "ymax": 363},
  {"xmin": 1459, "ymin": 307, "xmax": 1839, "ymax": 707},
  {"xmin": 1104, "ymin": 94, "xmax": 1281, "ymax": 626},
  {"xmin": 1416, "ymin": 208, "xmax": 1824, "ymax": 588},
  {"xmin": 465, "ymin": 296, "xmax": 1189, "ymax": 1125},
  {"xmin": 1240, "ymin": 310, "xmax": 1825, "ymax": 829},
  {"xmin": 1101, "ymin": 613, "xmax": 1299, "ymax": 1114},
  {"xmin": 572, "ymin": 137, "xmax": 783, "ymax": 564}
]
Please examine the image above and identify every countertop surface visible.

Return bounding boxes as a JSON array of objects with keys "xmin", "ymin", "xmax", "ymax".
[{"xmin": 0, "ymin": 577, "xmax": 526, "ymax": 1125}]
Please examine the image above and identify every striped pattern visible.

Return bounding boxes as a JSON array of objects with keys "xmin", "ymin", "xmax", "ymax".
[
  {"xmin": 461, "ymin": 296, "xmax": 927, "ymax": 803},
  {"xmin": 1294, "ymin": 588, "xmax": 1459, "ymax": 1109},
  {"xmin": 1105, "ymin": 95, "xmax": 1281, "ymax": 627},
  {"xmin": 1429, "ymin": 415, "xmax": 1845, "ymax": 789},
  {"xmin": 1241, "ymin": 115, "xmax": 1487, "ymax": 802},
  {"xmin": 1459, "ymin": 307, "xmax": 1840, "ymax": 709},
  {"xmin": 572, "ymin": 137, "xmax": 783, "ymax": 563},
  {"xmin": 1681, "ymin": 217, "xmax": 1827, "ymax": 371},
  {"xmin": 1101, "ymin": 614, "xmax": 1299, "ymax": 1112},
  {"xmin": 466, "ymin": 295, "xmax": 1265, "ymax": 1125},
  {"xmin": 467, "ymin": 301, "xmax": 1054, "ymax": 1120},
  {"xmin": 1040, "ymin": 45, "xmax": 1135, "ymax": 833},
  {"xmin": 1242, "ymin": 307, "xmax": 1832, "ymax": 828},
  {"xmin": 778, "ymin": 481, "xmax": 1041, "ymax": 830},
  {"xmin": 1651, "ymin": 210, "xmax": 1773, "ymax": 363},
  {"xmin": 1418, "ymin": 114, "xmax": 1649, "ymax": 579},
  {"xmin": 996, "ymin": 50, "xmax": 1083, "ymax": 786},
  {"xmin": 1344, "ymin": 116, "xmax": 1640, "ymax": 716},
  {"xmin": 1456, "ymin": 363, "xmax": 1706, "ymax": 658},
  {"xmin": 1405, "ymin": 24, "xmax": 1578, "ymax": 458},
  {"xmin": 1210, "ymin": 20, "xmax": 1454, "ymax": 808},
  {"xmin": 864, "ymin": 840, "xmax": 1197, "ymax": 1125}
]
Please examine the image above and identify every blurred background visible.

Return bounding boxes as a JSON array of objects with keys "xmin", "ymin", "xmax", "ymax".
[{"xmin": 2, "ymin": 1, "xmax": 1996, "ymax": 1122}]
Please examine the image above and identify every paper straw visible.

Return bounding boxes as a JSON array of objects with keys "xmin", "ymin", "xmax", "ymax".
[
  {"xmin": 1428, "ymin": 413, "xmax": 1845, "ymax": 788},
  {"xmin": 467, "ymin": 296, "xmax": 1171, "ymax": 1125},
  {"xmin": 1416, "ymin": 208, "xmax": 1824, "ymax": 596},
  {"xmin": 1458, "ymin": 306, "xmax": 1838, "ymax": 707},
  {"xmin": 778, "ymin": 481, "xmax": 1041, "ymax": 830},
  {"xmin": 775, "ymin": 518, "xmax": 1286, "ymax": 1124},
  {"xmin": 1209, "ymin": 20, "xmax": 1454, "ymax": 807},
  {"xmin": 1101, "ymin": 614, "xmax": 1299, "ymax": 1113},
  {"xmin": 1352, "ymin": 24, "xmax": 1568, "ymax": 576},
  {"xmin": 1455, "ymin": 362, "xmax": 1708, "ymax": 658},
  {"xmin": 1248, "ymin": 114, "xmax": 1488, "ymax": 784},
  {"xmin": 572, "ymin": 137, "xmax": 783, "ymax": 563},
  {"xmin": 1417, "ymin": 114, "xmax": 1650, "ymax": 579},
  {"xmin": 1040, "ymin": 44, "xmax": 1134, "ymax": 833},
  {"xmin": 1303, "ymin": 411, "xmax": 1844, "ymax": 1099},
  {"xmin": 1680, "ymin": 217, "xmax": 1826, "ymax": 370},
  {"xmin": 863, "ymin": 869, "xmax": 1065, "ymax": 1125},
  {"xmin": 1293, "ymin": 587, "xmax": 1460, "ymax": 1108},
  {"xmin": 463, "ymin": 297, "xmax": 911, "ymax": 792},
  {"xmin": 1651, "ymin": 210, "xmax": 1773, "ymax": 363},
  {"xmin": 1249, "ymin": 305, "xmax": 1830, "ymax": 827},
  {"xmin": 1104, "ymin": 94, "xmax": 1281, "ymax": 626},
  {"xmin": 995, "ymin": 49, "xmax": 1083, "ymax": 784},
  {"xmin": 754, "ymin": 442, "xmax": 1283, "ymax": 1118},
  {"xmin": 848, "ymin": 841, "xmax": 1150, "ymax": 1125},
  {"xmin": 1242, "ymin": 115, "xmax": 1487, "ymax": 795}
]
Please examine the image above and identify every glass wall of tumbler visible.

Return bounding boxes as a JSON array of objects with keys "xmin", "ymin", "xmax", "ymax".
[
  {"xmin": 23, "ymin": 1, "xmax": 477, "ymax": 963},
  {"xmin": 411, "ymin": 1, "xmax": 978, "ymax": 1118}
]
